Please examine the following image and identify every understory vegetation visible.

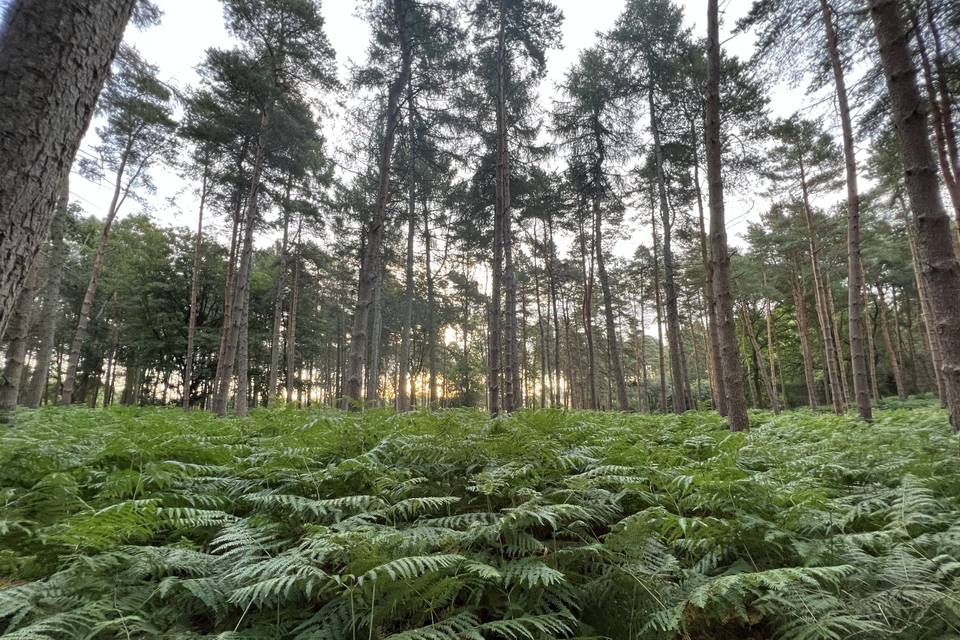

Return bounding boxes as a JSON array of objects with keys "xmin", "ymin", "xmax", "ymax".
[{"xmin": 1, "ymin": 404, "xmax": 959, "ymax": 639}]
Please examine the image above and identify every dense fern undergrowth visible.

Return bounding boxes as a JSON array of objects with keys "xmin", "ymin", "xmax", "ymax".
[{"xmin": 1, "ymin": 404, "xmax": 959, "ymax": 639}]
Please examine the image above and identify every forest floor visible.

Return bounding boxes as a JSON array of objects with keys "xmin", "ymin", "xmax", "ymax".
[{"xmin": 1, "ymin": 401, "xmax": 959, "ymax": 639}]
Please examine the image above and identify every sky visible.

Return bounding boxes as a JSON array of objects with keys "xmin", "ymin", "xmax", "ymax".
[{"xmin": 65, "ymin": 0, "xmax": 816, "ymax": 254}]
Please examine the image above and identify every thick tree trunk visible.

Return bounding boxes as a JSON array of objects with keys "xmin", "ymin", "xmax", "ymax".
[
  {"xmin": 345, "ymin": 2, "xmax": 412, "ymax": 408},
  {"xmin": 869, "ymin": 0, "xmax": 960, "ymax": 429},
  {"xmin": 0, "ymin": 0, "xmax": 136, "ymax": 340},
  {"xmin": 24, "ymin": 182, "xmax": 68, "ymax": 409},
  {"xmin": 546, "ymin": 218, "xmax": 563, "ymax": 407},
  {"xmin": 819, "ymin": 0, "xmax": 871, "ymax": 420},
  {"xmin": 235, "ymin": 286, "xmax": 249, "ymax": 417},
  {"xmin": 213, "ymin": 112, "xmax": 268, "ymax": 417},
  {"xmin": 183, "ymin": 166, "xmax": 208, "ymax": 410},
  {"xmin": 365, "ymin": 263, "xmax": 384, "ymax": 405},
  {"xmin": 706, "ymin": 0, "xmax": 749, "ymax": 430}
]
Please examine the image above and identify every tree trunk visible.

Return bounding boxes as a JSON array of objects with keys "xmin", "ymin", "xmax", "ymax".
[
  {"xmin": 345, "ymin": 1, "xmax": 412, "ymax": 408},
  {"xmin": 183, "ymin": 165, "xmax": 209, "ymax": 410},
  {"xmin": 740, "ymin": 302, "xmax": 780, "ymax": 413},
  {"xmin": 235, "ymin": 285, "xmax": 249, "ymax": 417},
  {"xmin": 692, "ymin": 139, "xmax": 726, "ymax": 415},
  {"xmin": 791, "ymin": 273, "xmax": 819, "ymax": 410},
  {"xmin": 24, "ymin": 181, "xmax": 68, "ymax": 408},
  {"xmin": 818, "ymin": 0, "xmax": 871, "ymax": 420},
  {"xmin": 267, "ymin": 198, "xmax": 290, "ymax": 408},
  {"xmin": 0, "ymin": 264, "xmax": 41, "ymax": 423},
  {"xmin": 578, "ymin": 212, "xmax": 599, "ymax": 409},
  {"xmin": 869, "ymin": 0, "xmax": 960, "ymax": 429},
  {"xmin": 424, "ymin": 195, "xmax": 438, "ymax": 407},
  {"xmin": 0, "ymin": 0, "xmax": 136, "ymax": 340},
  {"xmin": 651, "ymin": 204, "xmax": 667, "ymax": 413},
  {"xmin": 213, "ymin": 112, "xmax": 268, "ymax": 416},
  {"xmin": 649, "ymin": 88, "xmax": 690, "ymax": 414},
  {"xmin": 799, "ymin": 162, "xmax": 845, "ymax": 415},
  {"xmin": 286, "ymin": 231, "xmax": 300, "ymax": 405},
  {"xmin": 398, "ymin": 87, "xmax": 416, "ymax": 412},
  {"xmin": 876, "ymin": 283, "xmax": 907, "ymax": 400},
  {"xmin": 61, "ymin": 144, "xmax": 135, "ymax": 405},
  {"xmin": 705, "ymin": 0, "xmax": 749, "ymax": 430}
]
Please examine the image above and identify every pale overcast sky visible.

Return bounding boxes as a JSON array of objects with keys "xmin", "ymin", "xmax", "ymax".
[{"xmin": 65, "ymin": 0, "xmax": 816, "ymax": 254}]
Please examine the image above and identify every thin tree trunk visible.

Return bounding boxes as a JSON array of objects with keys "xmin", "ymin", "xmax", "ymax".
[
  {"xmin": 651, "ymin": 206, "xmax": 667, "ymax": 413},
  {"xmin": 877, "ymin": 284, "xmax": 908, "ymax": 400},
  {"xmin": 578, "ymin": 212, "xmax": 598, "ymax": 409},
  {"xmin": 864, "ymin": 297, "xmax": 881, "ymax": 402},
  {"xmin": 183, "ymin": 164, "xmax": 209, "ymax": 410},
  {"xmin": 792, "ymin": 273, "xmax": 819, "ymax": 410},
  {"xmin": 706, "ymin": 0, "xmax": 749, "ymax": 430},
  {"xmin": 424, "ymin": 195, "xmax": 438, "ymax": 407},
  {"xmin": 267, "ymin": 196, "xmax": 290, "ymax": 408},
  {"xmin": 24, "ymin": 181, "xmax": 68, "ymax": 408},
  {"xmin": 799, "ymin": 162, "xmax": 845, "ymax": 415},
  {"xmin": 286, "ymin": 228, "xmax": 300, "ymax": 405},
  {"xmin": 740, "ymin": 302, "xmax": 780, "ymax": 413},
  {"xmin": 869, "ymin": 0, "xmax": 960, "ymax": 428},
  {"xmin": 213, "ymin": 111, "xmax": 268, "ymax": 416},
  {"xmin": 0, "ymin": 264, "xmax": 41, "ymax": 422},
  {"xmin": 819, "ymin": 0, "xmax": 871, "ymax": 420},
  {"xmin": 649, "ymin": 88, "xmax": 690, "ymax": 414},
  {"xmin": 61, "ymin": 143, "xmax": 136, "ymax": 405},
  {"xmin": 345, "ymin": 1, "xmax": 412, "ymax": 408}
]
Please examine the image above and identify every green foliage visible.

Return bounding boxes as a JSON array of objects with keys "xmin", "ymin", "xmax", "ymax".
[{"xmin": 1, "ymin": 405, "xmax": 958, "ymax": 638}]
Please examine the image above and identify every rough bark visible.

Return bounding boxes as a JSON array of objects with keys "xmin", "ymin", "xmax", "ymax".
[
  {"xmin": 0, "ymin": 0, "xmax": 136, "ymax": 340},
  {"xmin": 706, "ymin": 0, "xmax": 749, "ymax": 431},
  {"xmin": 869, "ymin": 0, "xmax": 960, "ymax": 429},
  {"xmin": 235, "ymin": 284, "xmax": 249, "ymax": 417}
]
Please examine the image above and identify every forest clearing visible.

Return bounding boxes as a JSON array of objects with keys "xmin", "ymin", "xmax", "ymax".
[
  {"xmin": 1, "ymin": 402, "xmax": 959, "ymax": 638},
  {"xmin": 2, "ymin": 0, "xmax": 960, "ymax": 637}
]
